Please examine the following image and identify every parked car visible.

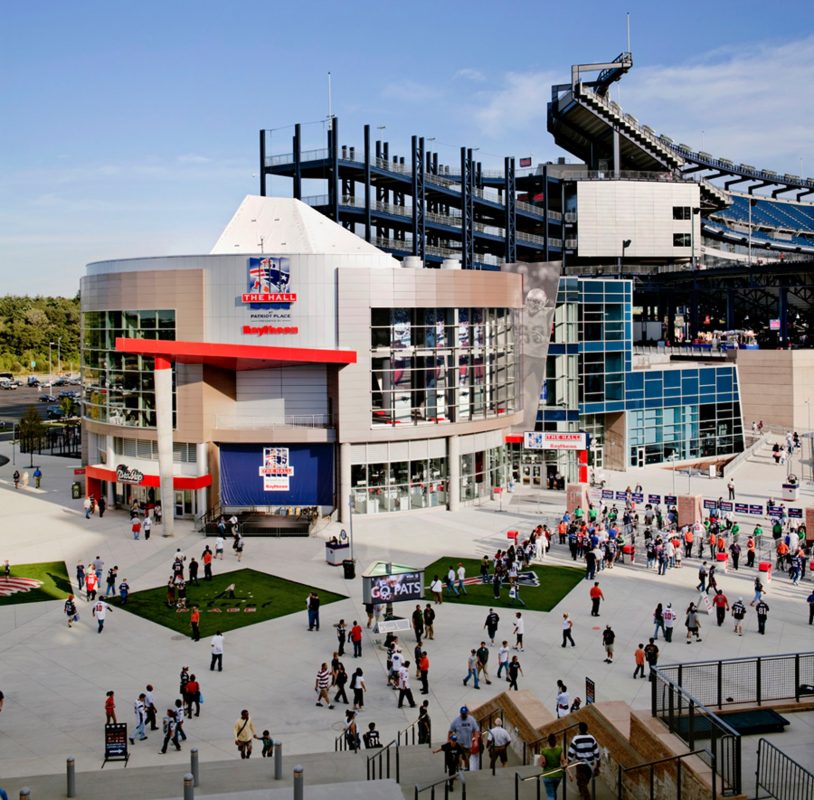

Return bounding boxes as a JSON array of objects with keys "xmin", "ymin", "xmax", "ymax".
[
  {"xmin": 0, "ymin": 380, "xmax": 17, "ymax": 390},
  {"xmin": 39, "ymin": 394, "xmax": 57, "ymax": 403},
  {"xmin": 47, "ymin": 405, "xmax": 65, "ymax": 419}
]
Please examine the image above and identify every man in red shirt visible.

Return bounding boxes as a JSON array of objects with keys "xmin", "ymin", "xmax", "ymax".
[
  {"xmin": 712, "ymin": 589, "xmax": 729, "ymax": 627},
  {"xmin": 418, "ymin": 651, "xmax": 430, "ymax": 694},
  {"xmin": 589, "ymin": 582, "xmax": 605, "ymax": 617},
  {"xmin": 190, "ymin": 606, "xmax": 201, "ymax": 641},
  {"xmin": 350, "ymin": 620, "xmax": 363, "ymax": 657}
]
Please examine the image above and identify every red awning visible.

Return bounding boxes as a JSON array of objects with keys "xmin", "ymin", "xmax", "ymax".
[
  {"xmin": 86, "ymin": 465, "xmax": 212, "ymax": 490},
  {"xmin": 115, "ymin": 338, "xmax": 357, "ymax": 371}
]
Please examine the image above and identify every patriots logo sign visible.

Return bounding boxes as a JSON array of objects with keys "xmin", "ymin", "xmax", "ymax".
[
  {"xmin": 242, "ymin": 257, "xmax": 297, "ymax": 307},
  {"xmin": 0, "ymin": 576, "xmax": 43, "ymax": 597},
  {"xmin": 258, "ymin": 446, "xmax": 295, "ymax": 492}
]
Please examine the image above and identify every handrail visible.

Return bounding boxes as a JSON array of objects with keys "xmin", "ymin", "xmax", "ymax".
[
  {"xmin": 367, "ymin": 738, "xmax": 399, "ymax": 782},
  {"xmin": 522, "ymin": 719, "xmax": 583, "ymax": 765},
  {"xmin": 414, "ymin": 772, "xmax": 466, "ymax": 800},
  {"xmin": 514, "ymin": 763, "xmax": 588, "ymax": 800},
  {"xmin": 755, "ymin": 736, "xmax": 814, "ymax": 800},
  {"xmin": 398, "ymin": 719, "xmax": 430, "ymax": 748},
  {"xmin": 617, "ymin": 749, "xmax": 716, "ymax": 800}
]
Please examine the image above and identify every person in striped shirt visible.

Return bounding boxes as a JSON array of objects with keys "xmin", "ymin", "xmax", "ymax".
[
  {"xmin": 567, "ymin": 722, "xmax": 600, "ymax": 800},
  {"xmin": 315, "ymin": 663, "xmax": 334, "ymax": 709}
]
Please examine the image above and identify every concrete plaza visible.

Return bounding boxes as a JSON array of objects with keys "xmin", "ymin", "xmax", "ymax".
[{"xmin": 0, "ymin": 434, "xmax": 811, "ymax": 797}]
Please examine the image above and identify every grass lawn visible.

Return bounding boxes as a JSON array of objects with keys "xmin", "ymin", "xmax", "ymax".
[
  {"xmin": 0, "ymin": 561, "xmax": 71, "ymax": 606},
  {"xmin": 422, "ymin": 557, "xmax": 582, "ymax": 613},
  {"xmin": 119, "ymin": 568, "xmax": 347, "ymax": 637}
]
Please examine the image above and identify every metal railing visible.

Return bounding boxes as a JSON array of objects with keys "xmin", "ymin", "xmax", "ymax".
[
  {"xmin": 616, "ymin": 749, "xmax": 715, "ymax": 800},
  {"xmin": 398, "ymin": 719, "xmax": 430, "ymax": 748},
  {"xmin": 656, "ymin": 652, "xmax": 814, "ymax": 709},
  {"xmin": 755, "ymin": 737, "xmax": 814, "ymax": 800},
  {"xmin": 414, "ymin": 772, "xmax": 466, "ymax": 800},
  {"xmin": 514, "ymin": 763, "xmax": 594, "ymax": 800},
  {"xmin": 367, "ymin": 738, "xmax": 399, "ymax": 781},
  {"xmin": 213, "ymin": 414, "xmax": 332, "ymax": 430},
  {"xmin": 651, "ymin": 667, "xmax": 741, "ymax": 795}
]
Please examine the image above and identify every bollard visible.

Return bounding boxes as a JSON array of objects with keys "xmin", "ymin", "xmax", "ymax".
[
  {"xmin": 274, "ymin": 740, "xmax": 283, "ymax": 780},
  {"xmin": 183, "ymin": 772, "xmax": 194, "ymax": 800},
  {"xmin": 190, "ymin": 748, "xmax": 199, "ymax": 787},
  {"xmin": 19, "ymin": 790, "xmax": 31, "ymax": 799},
  {"xmin": 67, "ymin": 756, "xmax": 76, "ymax": 798},
  {"xmin": 293, "ymin": 765, "xmax": 304, "ymax": 800}
]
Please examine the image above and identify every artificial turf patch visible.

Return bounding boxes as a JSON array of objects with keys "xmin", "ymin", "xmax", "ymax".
[
  {"xmin": 0, "ymin": 561, "xmax": 72, "ymax": 605},
  {"xmin": 117, "ymin": 568, "xmax": 347, "ymax": 636},
  {"xmin": 422, "ymin": 557, "xmax": 582, "ymax": 612}
]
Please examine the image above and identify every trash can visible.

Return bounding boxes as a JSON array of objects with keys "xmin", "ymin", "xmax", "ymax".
[
  {"xmin": 71, "ymin": 481, "xmax": 82, "ymax": 500},
  {"xmin": 342, "ymin": 559, "xmax": 356, "ymax": 579}
]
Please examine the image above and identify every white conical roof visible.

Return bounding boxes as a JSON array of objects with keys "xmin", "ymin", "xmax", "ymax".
[{"xmin": 210, "ymin": 195, "xmax": 390, "ymax": 257}]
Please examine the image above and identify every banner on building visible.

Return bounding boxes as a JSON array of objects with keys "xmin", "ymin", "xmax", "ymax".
[
  {"xmin": 258, "ymin": 447, "xmax": 294, "ymax": 492},
  {"xmin": 502, "ymin": 260, "xmax": 562, "ymax": 432}
]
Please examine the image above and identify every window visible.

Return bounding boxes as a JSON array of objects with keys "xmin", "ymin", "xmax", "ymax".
[
  {"xmin": 673, "ymin": 206, "xmax": 691, "ymax": 220},
  {"xmin": 673, "ymin": 233, "xmax": 691, "ymax": 247}
]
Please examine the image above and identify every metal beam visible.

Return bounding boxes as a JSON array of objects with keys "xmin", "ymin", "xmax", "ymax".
[
  {"xmin": 461, "ymin": 147, "xmax": 474, "ymax": 269},
  {"xmin": 363, "ymin": 125, "xmax": 371, "ymax": 242},
  {"xmin": 293, "ymin": 123, "xmax": 302, "ymax": 200},
  {"xmin": 411, "ymin": 135, "xmax": 425, "ymax": 260},
  {"xmin": 327, "ymin": 118, "xmax": 338, "ymax": 221},
  {"xmin": 259, "ymin": 130, "xmax": 267, "ymax": 196},
  {"xmin": 504, "ymin": 156, "xmax": 517, "ymax": 263}
]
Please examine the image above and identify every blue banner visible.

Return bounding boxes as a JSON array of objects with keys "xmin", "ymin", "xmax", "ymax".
[
  {"xmin": 219, "ymin": 443, "xmax": 334, "ymax": 507},
  {"xmin": 665, "ymin": 495, "xmax": 676, "ymax": 505},
  {"xmin": 648, "ymin": 494, "xmax": 661, "ymax": 504},
  {"xmin": 749, "ymin": 504, "xmax": 763, "ymax": 515},
  {"xmin": 789, "ymin": 507, "xmax": 803, "ymax": 519}
]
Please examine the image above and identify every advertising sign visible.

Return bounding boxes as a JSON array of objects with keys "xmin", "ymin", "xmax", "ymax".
[
  {"xmin": 601, "ymin": 489, "xmax": 614, "ymax": 500},
  {"xmin": 665, "ymin": 495, "xmax": 677, "ymax": 505},
  {"xmin": 648, "ymin": 494, "xmax": 661, "ymax": 504},
  {"xmin": 585, "ymin": 676, "xmax": 596, "ymax": 706},
  {"xmin": 364, "ymin": 571, "xmax": 424, "ymax": 605},
  {"xmin": 240, "ymin": 257, "xmax": 299, "ymax": 336},
  {"xmin": 631, "ymin": 492, "xmax": 644, "ymax": 503},
  {"xmin": 749, "ymin": 504, "xmax": 763, "ymax": 515},
  {"xmin": 718, "ymin": 501, "xmax": 733, "ymax": 513},
  {"xmin": 103, "ymin": 723, "xmax": 129, "ymax": 766},
  {"xmin": 703, "ymin": 499, "xmax": 717, "ymax": 510},
  {"xmin": 115, "ymin": 465, "xmax": 144, "ymax": 485},
  {"xmin": 258, "ymin": 447, "xmax": 295, "ymax": 492},
  {"xmin": 789, "ymin": 507, "xmax": 803, "ymax": 519},
  {"xmin": 523, "ymin": 431, "xmax": 588, "ymax": 451},
  {"xmin": 734, "ymin": 503, "xmax": 749, "ymax": 514}
]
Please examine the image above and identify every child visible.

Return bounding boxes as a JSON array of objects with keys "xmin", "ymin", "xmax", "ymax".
[
  {"xmin": 256, "ymin": 729, "xmax": 274, "ymax": 758},
  {"xmin": 105, "ymin": 691, "xmax": 116, "ymax": 724},
  {"xmin": 469, "ymin": 728, "xmax": 482, "ymax": 771}
]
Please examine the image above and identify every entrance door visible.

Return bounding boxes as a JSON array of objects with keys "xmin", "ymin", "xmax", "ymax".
[{"xmin": 635, "ymin": 446, "xmax": 645, "ymax": 468}]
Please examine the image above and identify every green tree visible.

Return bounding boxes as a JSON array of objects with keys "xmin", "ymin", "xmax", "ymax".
[{"xmin": 18, "ymin": 405, "xmax": 46, "ymax": 453}]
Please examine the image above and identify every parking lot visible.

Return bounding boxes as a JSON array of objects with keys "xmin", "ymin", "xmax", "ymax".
[{"xmin": 0, "ymin": 383, "xmax": 80, "ymax": 425}]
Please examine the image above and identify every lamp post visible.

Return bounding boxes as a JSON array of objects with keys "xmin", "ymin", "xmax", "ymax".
[
  {"xmin": 690, "ymin": 207, "xmax": 701, "ymax": 270},
  {"xmin": 57, "ymin": 336, "xmax": 62, "ymax": 377},
  {"xmin": 48, "ymin": 341, "xmax": 55, "ymax": 383}
]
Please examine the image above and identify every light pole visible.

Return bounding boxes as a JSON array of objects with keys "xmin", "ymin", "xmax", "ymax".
[
  {"xmin": 690, "ymin": 207, "xmax": 700, "ymax": 270},
  {"xmin": 48, "ymin": 341, "xmax": 54, "ymax": 383},
  {"xmin": 57, "ymin": 336, "xmax": 62, "ymax": 377}
]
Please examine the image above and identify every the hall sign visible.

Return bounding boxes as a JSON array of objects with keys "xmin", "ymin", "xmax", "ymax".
[
  {"xmin": 242, "ymin": 257, "xmax": 297, "ymax": 306},
  {"xmin": 524, "ymin": 432, "xmax": 587, "ymax": 451},
  {"xmin": 258, "ymin": 447, "xmax": 294, "ymax": 492},
  {"xmin": 116, "ymin": 464, "xmax": 144, "ymax": 485}
]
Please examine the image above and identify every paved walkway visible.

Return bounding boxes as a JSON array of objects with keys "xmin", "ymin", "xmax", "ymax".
[{"xmin": 0, "ymin": 439, "xmax": 811, "ymax": 797}]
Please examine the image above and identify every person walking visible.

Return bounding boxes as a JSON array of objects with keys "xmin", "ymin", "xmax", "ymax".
[
  {"xmin": 335, "ymin": 619, "xmax": 347, "ymax": 656},
  {"xmin": 64, "ymin": 594, "xmax": 78, "ymax": 628},
  {"xmin": 430, "ymin": 575, "xmax": 444, "ymax": 604},
  {"xmin": 350, "ymin": 620, "xmax": 363, "ymax": 657},
  {"xmin": 696, "ymin": 562, "xmax": 708, "ymax": 593},
  {"xmin": 540, "ymin": 733, "xmax": 564, "ymax": 799},
  {"xmin": 463, "ymin": 649, "xmax": 480, "ymax": 689},
  {"xmin": 334, "ymin": 663, "xmax": 349, "ymax": 705},
  {"xmin": 483, "ymin": 608, "xmax": 500, "ymax": 645},
  {"xmin": 751, "ymin": 576, "xmax": 765, "ymax": 607},
  {"xmin": 456, "ymin": 563, "xmax": 468, "ymax": 595},
  {"xmin": 417, "ymin": 701, "xmax": 431, "ymax": 745},
  {"xmin": 350, "ymin": 668, "xmax": 366, "ymax": 710},
  {"xmin": 343, "ymin": 710, "xmax": 360, "ymax": 752},
  {"xmin": 807, "ymin": 589, "xmax": 814, "ymax": 625},
  {"xmin": 513, "ymin": 612, "xmax": 525, "ymax": 651},
  {"xmin": 144, "ymin": 685, "xmax": 158, "ymax": 731},
  {"xmin": 433, "ymin": 733, "xmax": 464, "ymax": 792},
  {"xmin": 567, "ymin": 722, "xmax": 601, "ymax": 800},
  {"xmin": 497, "ymin": 641, "xmax": 510, "ymax": 681},
  {"xmin": 476, "ymin": 641, "xmax": 492, "ymax": 685},
  {"xmin": 190, "ymin": 606, "xmax": 201, "ymax": 641},
  {"xmin": 713, "ymin": 589, "xmax": 730, "ymax": 627},
  {"xmin": 130, "ymin": 694, "xmax": 148, "ymax": 744},
  {"xmin": 487, "ymin": 718, "xmax": 512, "ymax": 769},
  {"xmin": 315, "ymin": 663, "xmax": 334, "ymax": 708},
  {"xmin": 306, "ymin": 592, "xmax": 321, "ymax": 631},
  {"xmin": 233, "ymin": 709, "xmax": 256, "ymax": 759},
  {"xmin": 411, "ymin": 604, "xmax": 424, "ymax": 645},
  {"xmin": 201, "ymin": 546, "xmax": 214, "ymax": 581},
  {"xmin": 159, "ymin": 709, "xmax": 181, "ymax": 753},
  {"xmin": 210, "ymin": 631, "xmax": 224, "ymax": 671},
  {"xmin": 185, "ymin": 674, "xmax": 201, "ymax": 718},
  {"xmin": 662, "ymin": 603, "xmax": 676, "ymax": 642},
  {"xmin": 589, "ymin": 582, "xmax": 604, "ymax": 617},
  {"xmin": 507, "ymin": 655, "xmax": 523, "ymax": 691},
  {"xmin": 85, "ymin": 570, "xmax": 98, "ymax": 602},
  {"xmin": 601, "ymin": 626, "xmax": 615, "ymax": 663},
  {"xmin": 92, "ymin": 599, "xmax": 113, "ymax": 633},
  {"xmin": 643, "ymin": 638, "xmax": 660, "ymax": 679},
  {"xmin": 418, "ymin": 651, "xmax": 429, "ymax": 694},
  {"xmin": 555, "ymin": 680, "xmax": 570, "ymax": 719},
  {"xmin": 174, "ymin": 699, "xmax": 188, "ymax": 743},
  {"xmin": 561, "ymin": 613, "xmax": 576, "ymax": 648},
  {"xmin": 727, "ymin": 479, "xmax": 735, "ymax": 501},
  {"xmin": 685, "ymin": 603, "xmax": 703, "ymax": 643},
  {"xmin": 76, "ymin": 561, "xmax": 85, "ymax": 592},
  {"xmin": 423, "ymin": 604, "xmax": 436, "ymax": 639},
  {"xmin": 731, "ymin": 597, "xmax": 747, "ymax": 636},
  {"xmin": 397, "ymin": 661, "xmax": 417, "ymax": 708},
  {"xmin": 448, "ymin": 705, "xmax": 478, "ymax": 766},
  {"xmin": 756, "ymin": 598, "xmax": 770, "ymax": 634},
  {"xmin": 652, "ymin": 603, "xmax": 665, "ymax": 640},
  {"xmin": 633, "ymin": 643, "xmax": 646, "ymax": 679}
]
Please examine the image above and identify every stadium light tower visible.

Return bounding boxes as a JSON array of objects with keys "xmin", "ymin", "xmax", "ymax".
[
  {"xmin": 748, "ymin": 198, "xmax": 757, "ymax": 266},
  {"xmin": 691, "ymin": 207, "xmax": 701, "ymax": 270}
]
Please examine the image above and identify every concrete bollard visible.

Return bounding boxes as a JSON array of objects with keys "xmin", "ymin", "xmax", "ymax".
[
  {"xmin": 191, "ymin": 748, "xmax": 199, "ymax": 787},
  {"xmin": 183, "ymin": 772, "xmax": 194, "ymax": 800},
  {"xmin": 293, "ymin": 765, "xmax": 304, "ymax": 800},
  {"xmin": 274, "ymin": 740, "xmax": 283, "ymax": 780},
  {"xmin": 67, "ymin": 756, "xmax": 76, "ymax": 798}
]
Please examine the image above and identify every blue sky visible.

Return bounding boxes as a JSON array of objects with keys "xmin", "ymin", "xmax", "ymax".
[{"xmin": 2, "ymin": 0, "xmax": 813, "ymax": 296}]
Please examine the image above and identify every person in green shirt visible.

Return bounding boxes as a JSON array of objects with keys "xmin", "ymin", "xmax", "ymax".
[
  {"xmin": 731, "ymin": 522, "xmax": 740, "ymax": 541},
  {"xmin": 540, "ymin": 733, "xmax": 564, "ymax": 799},
  {"xmin": 574, "ymin": 507, "xmax": 584, "ymax": 520},
  {"xmin": 588, "ymin": 506, "xmax": 597, "ymax": 523}
]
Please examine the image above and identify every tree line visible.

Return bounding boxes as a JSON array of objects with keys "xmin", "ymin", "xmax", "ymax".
[{"xmin": 0, "ymin": 295, "xmax": 80, "ymax": 375}]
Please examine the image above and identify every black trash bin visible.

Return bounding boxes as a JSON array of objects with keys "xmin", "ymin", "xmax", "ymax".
[
  {"xmin": 71, "ymin": 481, "xmax": 82, "ymax": 500},
  {"xmin": 342, "ymin": 559, "xmax": 356, "ymax": 579}
]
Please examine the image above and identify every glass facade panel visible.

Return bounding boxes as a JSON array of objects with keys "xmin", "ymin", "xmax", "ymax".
[{"xmin": 82, "ymin": 309, "xmax": 176, "ymax": 428}]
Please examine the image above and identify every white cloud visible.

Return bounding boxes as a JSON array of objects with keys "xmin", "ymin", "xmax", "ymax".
[{"xmin": 381, "ymin": 80, "xmax": 442, "ymax": 104}]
